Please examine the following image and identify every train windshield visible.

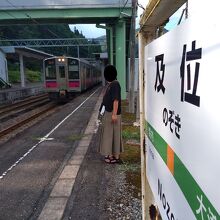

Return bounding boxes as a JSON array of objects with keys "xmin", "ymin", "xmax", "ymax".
[
  {"xmin": 68, "ymin": 59, "xmax": 79, "ymax": 79},
  {"xmin": 45, "ymin": 59, "xmax": 56, "ymax": 80}
]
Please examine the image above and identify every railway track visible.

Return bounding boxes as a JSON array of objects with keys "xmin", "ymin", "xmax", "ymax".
[
  {"xmin": 0, "ymin": 94, "xmax": 57, "ymax": 139},
  {"xmin": 0, "ymin": 93, "xmax": 49, "ymax": 117}
]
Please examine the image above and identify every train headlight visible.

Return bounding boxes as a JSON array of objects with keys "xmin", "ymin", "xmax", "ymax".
[{"xmin": 58, "ymin": 58, "xmax": 65, "ymax": 62}]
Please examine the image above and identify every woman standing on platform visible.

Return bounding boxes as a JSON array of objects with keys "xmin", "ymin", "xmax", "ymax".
[{"xmin": 99, "ymin": 65, "xmax": 123, "ymax": 164}]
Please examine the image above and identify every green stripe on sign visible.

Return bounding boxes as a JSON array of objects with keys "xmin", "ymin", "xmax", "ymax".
[
  {"xmin": 146, "ymin": 121, "xmax": 220, "ymax": 219},
  {"xmin": 145, "ymin": 121, "xmax": 167, "ymax": 163}
]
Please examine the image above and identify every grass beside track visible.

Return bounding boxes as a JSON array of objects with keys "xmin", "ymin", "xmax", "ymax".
[{"xmin": 120, "ymin": 100, "xmax": 141, "ymax": 199}]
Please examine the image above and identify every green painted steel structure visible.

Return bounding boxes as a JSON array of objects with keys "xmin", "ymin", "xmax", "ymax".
[
  {"xmin": 0, "ymin": 8, "xmax": 132, "ymax": 24},
  {"xmin": 115, "ymin": 20, "xmax": 126, "ymax": 99},
  {"xmin": 0, "ymin": 5, "xmax": 133, "ymax": 99}
]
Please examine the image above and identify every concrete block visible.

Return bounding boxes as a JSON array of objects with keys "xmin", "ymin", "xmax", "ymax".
[
  {"xmin": 78, "ymin": 139, "xmax": 91, "ymax": 147},
  {"xmin": 50, "ymin": 179, "xmax": 75, "ymax": 197},
  {"xmin": 68, "ymin": 155, "xmax": 84, "ymax": 165},
  {"xmin": 84, "ymin": 126, "xmax": 95, "ymax": 134},
  {"xmin": 59, "ymin": 165, "xmax": 80, "ymax": 179},
  {"xmin": 38, "ymin": 197, "xmax": 67, "ymax": 220},
  {"xmin": 81, "ymin": 134, "xmax": 93, "ymax": 141},
  {"xmin": 74, "ymin": 146, "xmax": 88, "ymax": 155}
]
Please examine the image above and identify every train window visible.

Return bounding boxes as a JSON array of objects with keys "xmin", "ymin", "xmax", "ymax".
[
  {"xmin": 59, "ymin": 66, "xmax": 65, "ymax": 78},
  {"xmin": 68, "ymin": 59, "xmax": 78, "ymax": 65},
  {"xmin": 68, "ymin": 59, "xmax": 79, "ymax": 79},
  {"xmin": 68, "ymin": 67, "xmax": 79, "ymax": 79},
  {"xmin": 45, "ymin": 60, "xmax": 56, "ymax": 80}
]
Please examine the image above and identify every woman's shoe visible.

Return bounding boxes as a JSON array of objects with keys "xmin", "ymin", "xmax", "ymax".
[
  {"xmin": 104, "ymin": 156, "xmax": 123, "ymax": 164},
  {"xmin": 104, "ymin": 155, "xmax": 112, "ymax": 163},
  {"xmin": 113, "ymin": 157, "xmax": 123, "ymax": 164}
]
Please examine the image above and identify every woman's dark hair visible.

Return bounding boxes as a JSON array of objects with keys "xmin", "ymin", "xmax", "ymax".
[{"xmin": 104, "ymin": 65, "xmax": 117, "ymax": 82}]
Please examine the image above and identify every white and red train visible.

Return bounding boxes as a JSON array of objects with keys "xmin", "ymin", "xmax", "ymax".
[{"xmin": 43, "ymin": 56, "xmax": 101, "ymax": 100}]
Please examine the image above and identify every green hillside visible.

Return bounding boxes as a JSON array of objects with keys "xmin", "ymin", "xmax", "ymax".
[
  {"xmin": 0, "ymin": 24, "xmax": 102, "ymax": 83},
  {"xmin": 0, "ymin": 24, "xmax": 101, "ymax": 57}
]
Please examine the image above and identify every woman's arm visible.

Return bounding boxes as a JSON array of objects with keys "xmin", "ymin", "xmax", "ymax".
[{"xmin": 112, "ymin": 100, "xmax": 119, "ymax": 123}]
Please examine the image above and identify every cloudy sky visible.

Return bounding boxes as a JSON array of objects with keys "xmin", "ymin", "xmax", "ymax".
[
  {"xmin": 69, "ymin": 0, "xmax": 149, "ymax": 38},
  {"xmin": 69, "ymin": 1, "xmax": 185, "ymax": 38}
]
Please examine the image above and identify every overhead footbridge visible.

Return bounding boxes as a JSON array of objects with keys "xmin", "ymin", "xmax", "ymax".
[{"xmin": 0, "ymin": 0, "xmax": 134, "ymax": 99}]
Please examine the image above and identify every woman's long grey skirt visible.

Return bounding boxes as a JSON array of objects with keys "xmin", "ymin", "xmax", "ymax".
[{"xmin": 99, "ymin": 111, "xmax": 124, "ymax": 156}]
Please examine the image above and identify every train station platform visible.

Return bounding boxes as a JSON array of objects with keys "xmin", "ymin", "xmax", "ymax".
[
  {"xmin": 0, "ymin": 86, "xmax": 142, "ymax": 219},
  {"xmin": 36, "ymin": 87, "xmax": 142, "ymax": 220},
  {"xmin": 0, "ymin": 82, "xmax": 44, "ymax": 105}
]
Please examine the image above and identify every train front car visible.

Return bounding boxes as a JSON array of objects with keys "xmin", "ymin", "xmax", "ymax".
[
  {"xmin": 44, "ymin": 56, "xmax": 80, "ymax": 101},
  {"xmin": 44, "ymin": 56, "xmax": 101, "ymax": 102}
]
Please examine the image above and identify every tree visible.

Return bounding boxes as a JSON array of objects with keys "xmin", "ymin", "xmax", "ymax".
[{"xmin": 0, "ymin": 24, "xmax": 102, "ymax": 58}]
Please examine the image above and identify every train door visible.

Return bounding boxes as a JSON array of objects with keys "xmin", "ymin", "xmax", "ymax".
[
  {"xmin": 86, "ymin": 65, "xmax": 90, "ymax": 89},
  {"xmin": 80, "ymin": 63, "xmax": 86, "ymax": 91},
  {"xmin": 56, "ymin": 58, "xmax": 68, "ymax": 96}
]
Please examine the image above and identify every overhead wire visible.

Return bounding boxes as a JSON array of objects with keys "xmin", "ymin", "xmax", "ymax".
[
  {"xmin": 1, "ymin": 0, "xmax": 17, "ymax": 19},
  {"xmin": 120, "ymin": 0, "xmax": 129, "ymax": 12},
  {"xmin": 0, "ymin": 0, "xmax": 104, "ymax": 43},
  {"xmin": 4, "ymin": 0, "xmax": 60, "ymax": 38},
  {"xmin": 137, "ymin": 2, "xmax": 145, "ymax": 11},
  {"xmin": 122, "ymin": 0, "xmax": 129, "ymax": 9},
  {"xmin": 0, "ymin": 11, "xmax": 17, "ymax": 41},
  {"xmin": 2, "ymin": 10, "xmax": 17, "ymax": 19},
  {"xmin": 0, "ymin": 3, "xmax": 16, "ymax": 40}
]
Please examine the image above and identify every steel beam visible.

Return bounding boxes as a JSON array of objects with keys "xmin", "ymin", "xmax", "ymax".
[{"xmin": 0, "ymin": 8, "xmax": 132, "ymax": 25}]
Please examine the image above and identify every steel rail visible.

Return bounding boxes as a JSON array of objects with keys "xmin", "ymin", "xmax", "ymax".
[
  {"xmin": 0, "ymin": 94, "xmax": 49, "ymax": 116},
  {"xmin": 0, "ymin": 104, "xmax": 56, "ymax": 138}
]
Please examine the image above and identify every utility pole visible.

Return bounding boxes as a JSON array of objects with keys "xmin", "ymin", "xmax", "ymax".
[{"xmin": 128, "ymin": 0, "xmax": 137, "ymax": 113}]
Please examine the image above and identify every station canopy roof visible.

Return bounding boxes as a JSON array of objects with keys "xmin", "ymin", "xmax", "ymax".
[
  {"xmin": 139, "ymin": 0, "xmax": 186, "ymax": 35},
  {"xmin": 0, "ymin": 46, "xmax": 53, "ymax": 60}
]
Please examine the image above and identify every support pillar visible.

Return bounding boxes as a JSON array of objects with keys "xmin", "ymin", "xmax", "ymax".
[
  {"xmin": 115, "ymin": 20, "xmax": 126, "ymax": 99},
  {"xmin": 128, "ymin": 0, "xmax": 137, "ymax": 113},
  {"xmin": 109, "ymin": 27, "xmax": 113, "ymax": 65},
  {"xmin": 19, "ymin": 54, "xmax": 25, "ymax": 88},
  {"xmin": 96, "ymin": 24, "xmax": 114, "ymax": 85},
  {"xmin": 106, "ymin": 26, "xmax": 114, "ymax": 65}
]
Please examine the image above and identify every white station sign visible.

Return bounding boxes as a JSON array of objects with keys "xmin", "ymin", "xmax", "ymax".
[{"xmin": 144, "ymin": 8, "xmax": 220, "ymax": 220}]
